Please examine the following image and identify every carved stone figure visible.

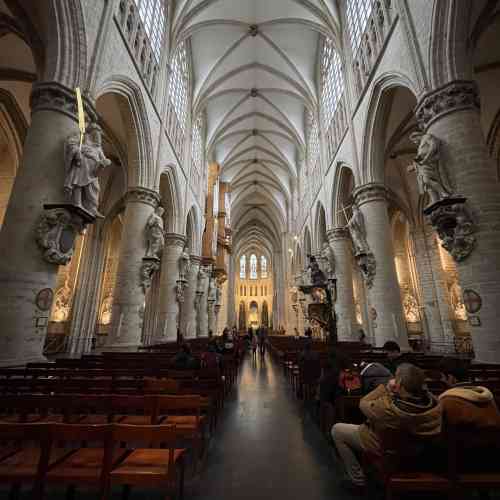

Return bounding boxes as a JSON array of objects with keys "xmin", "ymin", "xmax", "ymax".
[
  {"xmin": 179, "ymin": 246, "xmax": 191, "ymax": 280},
  {"xmin": 208, "ymin": 276, "xmax": 217, "ymax": 302},
  {"xmin": 64, "ymin": 122, "xmax": 111, "ymax": 217},
  {"xmin": 140, "ymin": 259, "xmax": 160, "ymax": 293},
  {"xmin": 307, "ymin": 254, "xmax": 327, "ymax": 286},
  {"xmin": 408, "ymin": 132, "xmax": 452, "ymax": 207},
  {"xmin": 321, "ymin": 242, "xmax": 335, "ymax": 276},
  {"xmin": 35, "ymin": 208, "xmax": 84, "ymax": 265},
  {"xmin": 176, "ymin": 281, "xmax": 187, "ymax": 304},
  {"xmin": 347, "ymin": 205, "xmax": 369, "ymax": 255},
  {"xmin": 145, "ymin": 207, "xmax": 165, "ymax": 259},
  {"xmin": 356, "ymin": 252, "xmax": 376, "ymax": 289}
]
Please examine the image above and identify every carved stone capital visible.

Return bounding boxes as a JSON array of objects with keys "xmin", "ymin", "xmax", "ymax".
[
  {"xmin": 416, "ymin": 80, "xmax": 480, "ymax": 129},
  {"xmin": 425, "ymin": 197, "xmax": 477, "ymax": 262},
  {"xmin": 353, "ymin": 183, "xmax": 388, "ymax": 207},
  {"xmin": 164, "ymin": 233, "xmax": 187, "ymax": 249},
  {"xmin": 125, "ymin": 187, "xmax": 161, "ymax": 208},
  {"xmin": 327, "ymin": 227, "xmax": 350, "ymax": 242},
  {"xmin": 35, "ymin": 207, "xmax": 87, "ymax": 265},
  {"xmin": 30, "ymin": 81, "xmax": 98, "ymax": 123},
  {"xmin": 189, "ymin": 254, "xmax": 202, "ymax": 265}
]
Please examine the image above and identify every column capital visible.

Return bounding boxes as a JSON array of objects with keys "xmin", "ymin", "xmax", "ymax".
[
  {"xmin": 353, "ymin": 183, "xmax": 388, "ymax": 207},
  {"xmin": 125, "ymin": 187, "xmax": 161, "ymax": 208},
  {"xmin": 30, "ymin": 81, "xmax": 98, "ymax": 123},
  {"xmin": 189, "ymin": 254, "xmax": 202, "ymax": 265},
  {"xmin": 416, "ymin": 80, "xmax": 480, "ymax": 129},
  {"xmin": 164, "ymin": 232, "xmax": 186, "ymax": 249},
  {"xmin": 327, "ymin": 227, "xmax": 350, "ymax": 242}
]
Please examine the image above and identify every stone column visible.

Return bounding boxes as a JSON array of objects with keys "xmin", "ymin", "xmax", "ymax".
[
  {"xmin": 354, "ymin": 183, "xmax": 409, "ymax": 348},
  {"xmin": 106, "ymin": 188, "xmax": 160, "ymax": 350},
  {"xmin": 416, "ymin": 80, "xmax": 500, "ymax": 363},
  {"xmin": 180, "ymin": 255, "xmax": 201, "ymax": 339},
  {"xmin": 327, "ymin": 227, "xmax": 357, "ymax": 341},
  {"xmin": 196, "ymin": 265, "xmax": 210, "ymax": 337},
  {"xmin": 0, "ymin": 83, "xmax": 98, "ymax": 366},
  {"xmin": 155, "ymin": 233, "xmax": 186, "ymax": 343}
]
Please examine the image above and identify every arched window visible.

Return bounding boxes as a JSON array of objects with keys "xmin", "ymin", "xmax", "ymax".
[
  {"xmin": 260, "ymin": 255, "xmax": 268, "ymax": 278},
  {"xmin": 191, "ymin": 114, "xmax": 204, "ymax": 193},
  {"xmin": 134, "ymin": 0, "xmax": 166, "ymax": 62},
  {"xmin": 240, "ymin": 255, "xmax": 246, "ymax": 278},
  {"xmin": 346, "ymin": 0, "xmax": 373, "ymax": 56},
  {"xmin": 321, "ymin": 38, "xmax": 344, "ymax": 129},
  {"xmin": 168, "ymin": 41, "xmax": 189, "ymax": 133},
  {"xmin": 306, "ymin": 110, "xmax": 320, "ymax": 169},
  {"xmin": 250, "ymin": 254, "xmax": 257, "ymax": 279}
]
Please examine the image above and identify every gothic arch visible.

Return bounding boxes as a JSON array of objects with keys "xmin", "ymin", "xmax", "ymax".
[
  {"xmin": 331, "ymin": 162, "xmax": 355, "ymax": 227},
  {"xmin": 314, "ymin": 201, "xmax": 327, "ymax": 252},
  {"xmin": 185, "ymin": 205, "xmax": 201, "ymax": 255},
  {"xmin": 159, "ymin": 165, "xmax": 181, "ymax": 233},
  {"xmin": 96, "ymin": 76, "xmax": 155, "ymax": 189},
  {"xmin": 360, "ymin": 73, "xmax": 418, "ymax": 184}
]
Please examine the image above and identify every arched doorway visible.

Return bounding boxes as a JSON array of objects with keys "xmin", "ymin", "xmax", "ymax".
[
  {"xmin": 238, "ymin": 301, "xmax": 246, "ymax": 330},
  {"xmin": 248, "ymin": 301, "xmax": 259, "ymax": 329},
  {"xmin": 261, "ymin": 301, "xmax": 269, "ymax": 328}
]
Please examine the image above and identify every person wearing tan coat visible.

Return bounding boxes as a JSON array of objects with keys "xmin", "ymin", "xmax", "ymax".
[{"xmin": 332, "ymin": 363, "xmax": 441, "ymax": 490}]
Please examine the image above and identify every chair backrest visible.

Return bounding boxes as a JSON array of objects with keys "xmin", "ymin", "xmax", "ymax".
[
  {"xmin": 0, "ymin": 422, "xmax": 50, "ymax": 443},
  {"xmin": 143, "ymin": 378, "xmax": 179, "ymax": 395},
  {"xmin": 155, "ymin": 395, "xmax": 201, "ymax": 419}
]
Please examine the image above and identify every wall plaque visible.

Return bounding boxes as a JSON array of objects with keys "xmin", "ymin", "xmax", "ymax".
[
  {"xmin": 463, "ymin": 289, "xmax": 482, "ymax": 314},
  {"xmin": 35, "ymin": 288, "xmax": 54, "ymax": 311}
]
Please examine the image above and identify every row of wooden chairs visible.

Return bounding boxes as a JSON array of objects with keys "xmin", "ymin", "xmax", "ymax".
[{"xmin": 0, "ymin": 422, "xmax": 186, "ymax": 500}]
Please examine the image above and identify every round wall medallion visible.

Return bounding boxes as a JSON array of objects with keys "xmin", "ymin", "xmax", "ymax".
[
  {"xmin": 463, "ymin": 289, "xmax": 482, "ymax": 314},
  {"xmin": 369, "ymin": 306, "xmax": 377, "ymax": 320},
  {"xmin": 36, "ymin": 288, "xmax": 54, "ymax": 311}
]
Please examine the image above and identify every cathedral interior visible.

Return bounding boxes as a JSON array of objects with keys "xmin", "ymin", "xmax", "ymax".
[{"xmin": 0, "ymin": 1, "xmax": 500, "ymax": 499}]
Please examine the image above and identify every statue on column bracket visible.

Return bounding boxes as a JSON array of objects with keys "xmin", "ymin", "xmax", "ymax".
[
  {"xmin": 145, "ymin": 206, "xmax": 165, "ymax": 259},
  {"xmin": 307, "ymin": 254, "xmax": 327, "ymax": 286},
  {"xmin": 347, "ymin": 205, "xmax": 369, "ymax": 255},
  {"xmin": 195, "ymin": 267, "xmax": 207, "ymax": 309},
  {"xmin": 347, "ymin": 205, "xmax": 376, "ymax": 288},
  {"xmin": 408, "ymin": 132, "xmax": 452, "ymax": 208},
  {"xmin": 179, "ymin": 245, "xmax": 191, "ymax": 281},
  {"xmin": 64, "ymin": 122, "xmax": 111, "ymax": 218},
  {"xmin": 320, "ymin": 242, "xmax": 335, "ymax": 277}
]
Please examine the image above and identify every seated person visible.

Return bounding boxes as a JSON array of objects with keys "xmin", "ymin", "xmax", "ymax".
[
  {"xmin": 437, "ymin": 357, "xmax": 471, "ymax": 387},
  {"xmin": 331, "ymin": 363, "xmax": 441, "ymax": 490},
  {"xmin": 382, "ymin": 340, "xmax": 411, "ymax": 374},
  {"xmin": 359, "ymin": 362, "xmax": 392, "ymax": 394},
  {"xmin": 173, "ymin": 342, "xmax": 200, "ymax": 370},
  {"xmin": 319, "ymin": 352, "xmax": 352, "ymax": 404}
]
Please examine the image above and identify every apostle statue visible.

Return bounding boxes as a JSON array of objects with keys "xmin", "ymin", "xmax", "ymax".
[
  {"xmin": 307, "ymin": 254, "xmax": 326, "ymax": 286},
  {"xmin": 408, "ymin": 132, "xmax": 452, "ymax": 206},
  {"xmin": 208, "ymin": 276, "xmax": 217, "ymax": 302},
  {"xmin": 179, "ymin": 245, "xmax": 191, "ymax": 280},
  {"xmin": 347, "ymin": 204, "xmax": 369, "ymax": 255},
  {"xmin": 64, "ymin": 122, "xmax": 111, "ymax": 217},
  {"xmin": 320, "ymin": 242, "xmax": 335, "ymax": 276},
  {"xmin": 145, "ymin": 207, "xmax": 165, "ymax": 259}
]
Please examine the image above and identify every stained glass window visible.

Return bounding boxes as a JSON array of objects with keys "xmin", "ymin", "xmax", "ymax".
[
  {"xmin": 346, "ymin": 0, "xmax": 373, "ymax": 56},
  {"xmin": 168, "ymin": 41, "xmax": 189, "ymax": 132},
  {"xmin": 321, "ymin": 37, "xmax": 344, "ymax": 129},
  {"xmin": 250, "ymin": 254, "xmax": 257, "ymax": 279},
  {"xmin": 261, "ymin": 256, "xmax": 268, "ymax": 278},
  {"xmin": 133, "ymin": 0, "xmax": 166, "ymax": 62},
  {"xmin": 240, "ymin": 255, "xmax": 246, "ymax": 279}
]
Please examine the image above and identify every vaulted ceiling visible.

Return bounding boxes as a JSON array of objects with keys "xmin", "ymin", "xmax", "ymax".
[{"xmin": 172, "ymin": 0, "xmax": 341, "ymax": 258}]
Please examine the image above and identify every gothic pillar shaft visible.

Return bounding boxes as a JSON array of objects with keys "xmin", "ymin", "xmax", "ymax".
[
  {"xmin": 106, "ymin": 188, "xmax": 160, "ymax": 349},
  {"xmin": 355, "ymin": 184, "xmax": 408, "ymax": 348},
  {"xmin": 181, "ymin": 255, "xmax": 201, "ymax": 339},
  {"xmin": 197, "ymin": 266, "xmax": 209, "ymax": 337},
  {"xmin": 0, "ymin": 83, "xmax": 97, "ymax": 366},
  {"xmin": 327, "ymin": 227, "xmax": 357, "ymax": 341},
  {"xmin": 417, "ymin": 81, "xmax": 500, "ymax": 362},
  {"xmin": 155, "ymin": 233, "xmax": 186, "ymax": 343}
]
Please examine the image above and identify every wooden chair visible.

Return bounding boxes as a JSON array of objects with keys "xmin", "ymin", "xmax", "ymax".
[
  {"xmin": 0, "ymin": 422, "xmax": 62, "ymax": 500},
  {"xmin": 110, "ymin": 395, "xmax": 157, "ymax": 425},
  {"xmin": 107, "ymin": 424, "xmax": 186, "ymax": 500},
  {"xmin": 143, "ymin": 378, "xmax": 180, "ymax": 395},
  {"xmin": 155, "ymin": 395, "xmax": 205, "ymax": 472},
  {"xmin": 45, "ymin": 423, "xmax": 127, "ymax": 499}
]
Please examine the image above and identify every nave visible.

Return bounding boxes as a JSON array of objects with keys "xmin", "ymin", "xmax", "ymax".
[{"xmin": 188, "ymin": 353, "xmax": 343, "ymax": 500}]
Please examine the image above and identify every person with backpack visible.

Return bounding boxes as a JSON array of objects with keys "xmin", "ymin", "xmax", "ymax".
[{"xmin": 331, "ymin": 363, "xmax": 441, "ymax": 492}]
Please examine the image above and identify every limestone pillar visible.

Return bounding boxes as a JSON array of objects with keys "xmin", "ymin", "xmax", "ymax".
[
  {"xmin": 106, "ymin": 188, "xmax": 159, "ymax": 350},
  {"xmin": 180, "ymin": 255, "xmax": 201, "ymax": 339},
  {"xmin": 155, "ymin": 233, "xmax": 186, "ymax": 343},
  {"xmin": 0, "ymin": 83, "xmax": 98, "ymax": 366},
  {"xmin": 416, "ymin": 80, "xmax": 500, "ymax": 363},
  {"xmin": 354, "ymin": 183, "xmax": 408, "ymax": 348},
  {"xmin": 327, "ymin": 227, "xmax": 357, "ymax": 341},
  {"xmin": 196, "ymin": 265, "xmax": 210, "ymax": 337}
]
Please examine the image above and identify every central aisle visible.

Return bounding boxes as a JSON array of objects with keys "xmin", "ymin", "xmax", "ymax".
[{"xmin": 189, "ymin": 353, "xmax": 353, "ymax": 500}]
